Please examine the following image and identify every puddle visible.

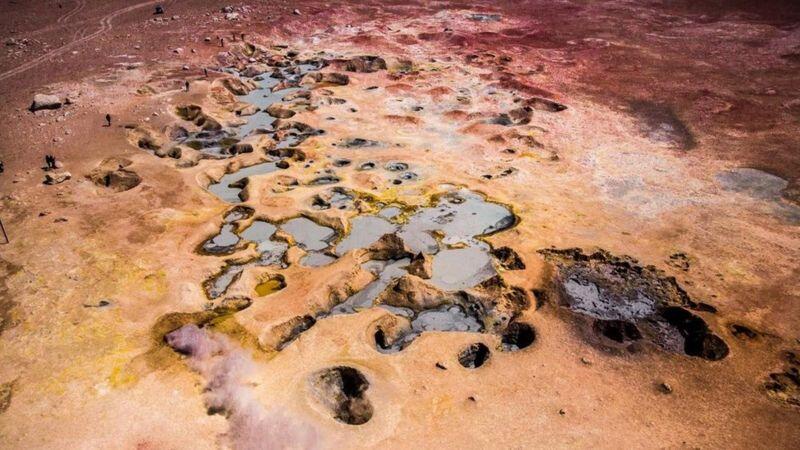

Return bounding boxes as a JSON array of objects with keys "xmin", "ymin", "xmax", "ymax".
[
  {"xmin": 429, "ymin": 247, "xmax": 495, "ymax": 291},
  {"xmin": 312, "ymin": 187, "xmax": 354, "ymax": 210},
  {"xmin": 335, "ymin": 216, "xmax": 397, "ymax": 256},
  {"xmin": 301, "ymin": 252, "xmax": 337, "ymax": 267},
  {"xmin": 378, "ymin": 206, "xmax": 401, "ymax": 219},
  {"xmin": 201, "ymin": 207, "xmax": 253, "ymax": 254},
  {"xmin": 281, "ymin": 217, "xmax": 336, "ymax": 251},
  {"xmin": 254, "ymin": 274, "xmax": 286, "ymax": 297},
  {"xmin": 202, "ymin": 223, "xmax": 241, "ymax": 254},
  {"xmin": 205, "ymin": 264, "xmax": 247, "ymax": 299},
  {"xmin": 330, "ymin": 259, "xmax": 410, "ymax": 315},
  {"xmin": 235, "ymin": 63, "xmax": 320, "ymax": 138},
  {"xmin": 208, "ymin": 162, "xmax": 279, "ymax": 203},
  {"xmin": 240, "ymin": 220, "xmax": 288, "ymax": 266},
  {"xmin": 376, "ymin": 304, "xmax": 484, "ymax": 353},
  {"xmin": 398, "ymin": 188, "xmax": 516, "ymax": 254}
]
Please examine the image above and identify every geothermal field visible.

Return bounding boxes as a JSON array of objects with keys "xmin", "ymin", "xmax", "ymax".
[{"xmin": 0, "ymin": 0, "xmax": 799, "ymax": 448}]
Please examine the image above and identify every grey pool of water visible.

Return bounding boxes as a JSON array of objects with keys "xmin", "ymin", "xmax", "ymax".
[
  {"xmin": 378, "ymin": 206, "xmax": 401, "ymax": 219},
  {"xmin": 398, "ymin": 188, "xmax": 515, "ymax": 254},
  {"xmin": 378, "ymin": 304, "xmax": 485, "ymax": 353},
  {"xmin": 281, "ymin": 217, "xmax": 336, "ymax": 251},
  {"xmin": 207, "ymin": 162, "xmax": 278, "ymax": 203},
  {"xmin": 330, "ymin": 258, "xmax": 410, "ymax": 315},
  {"xmin": 335, "ymin": 215, "xmax": 397, "ymax": 256},
  {"xmin": 202, "ymin": 223, "xmax": 240, "ymax": 254},
  {"xmin": 429, "ymin": 246, "xmax": 495, "ymax": 291},
  {"xmin": 300, "ymin": 252, "xmax": 337, "ymax": 267},
  {"xmin": 240, "ymin": 220, "xmax": 288, "ymax": 266}
]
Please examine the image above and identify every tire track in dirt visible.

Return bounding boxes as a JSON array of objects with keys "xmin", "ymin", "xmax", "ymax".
[
  {"xmin": 57, "ymin": 0, "xmax": 86, "ymax": 24},
  {"xmin": 0, "ymin": 0, "xmax": 161, "ymax": 82}
]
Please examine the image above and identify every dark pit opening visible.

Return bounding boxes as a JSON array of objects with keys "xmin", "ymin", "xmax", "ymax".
[
  {"xmin": 593, "ymin": 319, "xmax": 642, "ymax": 343},
  {"xmin": 501, "ymin": 322, "xmax": 536, "ymax": 351},
  {"xmin": 661, "ymin": 307, "xmax": 729, "ymax": 361},
  {"xmin": 459, "ymin": 343, "xmax": 491, "ymax": 368},
  {"xmin": 309, "ymin": 366, "xmax": 373, "ymax": 425}
]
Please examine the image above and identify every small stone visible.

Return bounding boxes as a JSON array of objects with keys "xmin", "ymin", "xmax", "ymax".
[
  {"xmin": 435, "ymin": 362, "xmax": 447, "ymax": 370},
  {"xmin": 43, "ymin": 171, "xmax": 71, "ymax": 185},
  {"xmin": 657, "ymin": 382, "xmax": 673, "ymax": 394},
  {"xmin": 580, "ymin": 357, "xmax": 592, "ymax": 365},
  {"xmin": 292, "ymin": 9, "xmax": 301, "ymax": 15},
  {"xmin": 558, "ymin": 408, "xmax": 566, "ymax": 416}
]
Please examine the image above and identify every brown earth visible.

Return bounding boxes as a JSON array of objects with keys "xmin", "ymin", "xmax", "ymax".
[{"xmin": 0, "ymin": 1, "xmax": 799, "ymax": 449}]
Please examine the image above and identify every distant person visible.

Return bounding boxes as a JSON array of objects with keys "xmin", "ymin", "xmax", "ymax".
[
  {"xmin": 204, "ymin": 68, "xmax": 208, "ymax": 78},
  {"xmin": 220, "ymin": 37, "xmax": 224, "ymax": 47},
  {"xmin": 241, "ymin": 33, "xmax": 245, "ymax": 41},
  {"xmin": 105, "ymin": 114, "xmax": 111, "ymax": 127},
  {"xmin": 0, "ymin": 161, "xmax": 5, "ymax": 173},
  {"xmin": 231, "ymin": 31, "xmax": 236, "ymax": 42},
  {"xmin": 185, "ymin": 80, "xmax": 190, "ymax": 92}
]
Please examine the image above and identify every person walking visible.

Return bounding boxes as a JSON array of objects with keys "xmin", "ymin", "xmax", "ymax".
[
  {"xmin": 105, "ymin": 114, "xmax": 112, "ymax": 127},
  {"xmin": 185, "ymin": 80, "xmax": 190, "ymax": 92}
]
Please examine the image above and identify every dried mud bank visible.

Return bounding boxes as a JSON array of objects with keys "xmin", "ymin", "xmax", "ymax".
[{"xmin": 2, "ymin": 4, "xmax": 800, "ymax": 449}]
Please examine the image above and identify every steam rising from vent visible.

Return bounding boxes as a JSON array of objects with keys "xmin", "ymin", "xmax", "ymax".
[{"xmin": 166, "ymin": 325, "xmax": 320, "ymax": 449}]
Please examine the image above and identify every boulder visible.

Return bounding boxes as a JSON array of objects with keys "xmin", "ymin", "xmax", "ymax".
[
  {"xmin": 155, "ymin": 146, "xmax": 182, "ymax": 159},
  {"xmin": 266, "ymin": 104, "xmax": 296, "ymax": 119},
  {"xmin": 43, "ymin": 171, "xmax": 71, "ymax": 185},
  {"xmin": 241, "ymin": 63, "xmax": 270, "ymax": 78},
  {"xmin": 340, "ymin": 56, "xmax": 387, "ymax": 73},
  {"xmin": 30, "ymin": 94, "xmax": 62, "ymax": 111},
  {"xmin": 364, "ymin": 234, "xmax": 412, "ymax": 261}
]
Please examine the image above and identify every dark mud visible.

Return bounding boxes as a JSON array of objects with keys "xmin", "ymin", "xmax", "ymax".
[
  {"xmin": 629, "ymin": 101, "xmax": 695, "ymax": 151},
  {"xmin": 539, "ymin": 248, "xmax": 728, "ymax": 360},
  {"xmin": 765, "ymin": 351, "xmax": 800, "ymax": 407},
  {"xmin": 308, "ymin": 366, "xmax": 373, "ymax": 425},
  {"xmin": 459, "ymin": 343, "xmax": 491, "ymax": 368}
]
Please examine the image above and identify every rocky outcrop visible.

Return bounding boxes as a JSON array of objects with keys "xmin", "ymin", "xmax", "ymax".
[
  {"xmin": 86, "ymin": 157, "xmax": 141, "ymax": 192},
  {"xmin": 363, "ymin": 234, "xmax": 412, "ymax": 261},
  {"xmin": 406, "ymin": 252, "xmax": 433, "ymax": 279},
  {"xmin": 30, "ymin": 94, "xmax": 62, "ymax": 111},
  {"xmin": 43, "ymin": 171, "xmax": 71, "ymax": 185},
  {"xmin": 376, "ymin": 274, "xmax": 452, "ymax": 311},
  {"xmin": 301, "ymin": 72, "xmax": 350, "ymax": 86},
  {"xmin": 328, "ymin": 56, "xmax": 387, "ymax": 73}
]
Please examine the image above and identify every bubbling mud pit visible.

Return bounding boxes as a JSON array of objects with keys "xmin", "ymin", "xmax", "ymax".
[{"xmin": 141, "ymin": 42, "xmax": 742, "ymax": 439}]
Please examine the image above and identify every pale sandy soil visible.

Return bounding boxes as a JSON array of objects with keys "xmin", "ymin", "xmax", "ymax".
[{"xmin": 0, "ymin": 1, "xmax": 799, "ymax": 449}]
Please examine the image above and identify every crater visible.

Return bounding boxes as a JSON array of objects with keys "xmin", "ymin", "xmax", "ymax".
[
  {"xmin": 539, "ymin": 248, "xmax": 729, "ymax": 361},
  {"xmin": 459, "ymin": 343, "xmax": 491, "ymax": 368},
  {"xmin": 308, "ymin": 366, "xmax": 373, "ymax": 425}
]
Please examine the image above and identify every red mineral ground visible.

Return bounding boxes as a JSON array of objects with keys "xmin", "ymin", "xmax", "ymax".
[{"xmin": 0, "ymin": 1, "xmax": 799, "ymax": 448}]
